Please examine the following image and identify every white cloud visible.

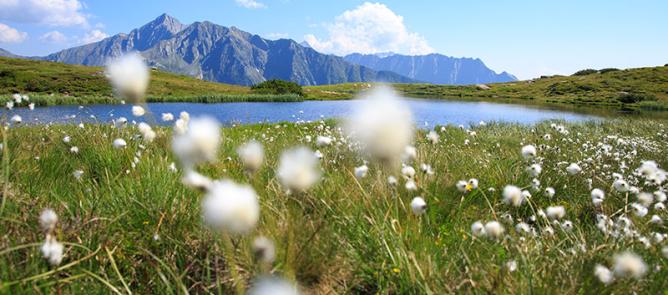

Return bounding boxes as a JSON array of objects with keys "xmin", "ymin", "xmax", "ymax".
[
  {"xmin": 40, "ymin": 31, "xmax": 67, "ymax": 43},
  {"xmin": 0, "ymin": 0, "xmax": 88, "ymax": 27},
  {"xmin": 0, "ymin": 22, "xmax": 27, "ymax": 43},
  {"xmin": 79, "ymin": 30, "xmax": 108, "ymax": 44},
  {"xmin": 264, "ymin": 32, "xmax": 289, "ymax": 40},
  {"xmin": 304, "ymin": 2, "xmax": 433, "ymax": 56},
  {"xmin": 235, "ymin": 0, "xmax": 267, "ymax": 9}
]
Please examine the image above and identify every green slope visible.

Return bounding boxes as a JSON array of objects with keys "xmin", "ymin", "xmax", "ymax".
[
  {"xmin": 306, "ymin": 66, "xmax": 668, "ymax": 110},
  {"xmin": 2, "ymin": 56, "xmax": 667, "ymax": 111}
]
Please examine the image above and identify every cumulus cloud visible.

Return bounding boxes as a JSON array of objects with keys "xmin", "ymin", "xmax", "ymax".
[
  {"xmin": 40, "ymin": 31, "xmax": 67, "ymax": 43},
  {"xmin": 304, "ymin": 2, "xmax": 433, "ymax": 56},
  {"xmin": 80, "ymin": 30, "xmax": 108, "ymax": 44},
  {"xmin": 0, "ymin": 0, "xmax": 88, "ymax": 27},
  {"xmin": 0, "ymin": 23, "xmax": 27, "ymax": 43},
  {"xmin": 235, "ymin": 0, "xmax": 267, "ymax": 9}
]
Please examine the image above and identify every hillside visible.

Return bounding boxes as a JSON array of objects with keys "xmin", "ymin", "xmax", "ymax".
[
  {"xmin": 2, "ymin": 56, "xmax": 667, "ymax": 111},
  {"xmin": 0, "ymin": 56, "xmax": 275, "ymax": 104},
  {"xmin": 307, "ymin": 66, "xmax": 668, "ymax": 111}
]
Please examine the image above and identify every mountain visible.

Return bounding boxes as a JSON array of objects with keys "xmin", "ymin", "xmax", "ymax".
[
  {"xmin": 343, "ymin": 53, "xmax": 517, "ymax": 85},
  {"xmin": 0, "ymin": 48, "xmax": 19, "ymax": 58},
  {"xmin": 41, "ymin": 14, "xmax": 414, "ymax": 86}
]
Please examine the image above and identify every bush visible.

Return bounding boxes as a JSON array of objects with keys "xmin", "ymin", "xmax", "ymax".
[
  {"xmin": 617, "ymin": 92, "xmax": 656, "ymax": 104},
  {"xmin": 251, "ymin": 79, "xmax": 304, "ymax": 96},
  {"xmin": 572, "ymin": 69, "xmax": 598, "ymax": 76},
  {"xmin": 599, "ymin": 68, "xmax": 620, "ymax": 74}
]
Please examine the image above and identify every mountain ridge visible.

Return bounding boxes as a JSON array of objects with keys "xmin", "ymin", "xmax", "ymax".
[
  {"xmin": 37, "ymin": 14, "xmax": 415, "ymax": 86},
  {"xmin": 343, "ymin": 52, "xmax": 517, "ymax": 85}
]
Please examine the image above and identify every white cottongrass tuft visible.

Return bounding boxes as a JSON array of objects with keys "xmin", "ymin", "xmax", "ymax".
[
  {"xmin": 426, "ymin": 131, "xmax": 439, "ymax": 144},
  {"xmin": 613, "ymin": 179, "xmax": 629, "ymax": 192},
  {"xmin": 544, "ymin": 187, "xmax": 555, "ymax": 198},
  {"xmin": 73, "ymin": 169, "xmax": 84, "ymax": 180},
  {"xmin": 503, "ymin": 185, "xmax": 524, "ymax": 207},
  {"xmin": 471, "ymin": 221, "xmax": 486, "ymax": 237},
  {"xmin": 527, "ymin": 164, "xmax": 542, "ymax": 177},
  {"xmin": 181, "ymin": 170, "xmax": 213, "ymax": 191},
  {"xmin": 410, "ymin": 197, "xmax": 427, "ymax": 215},
  {"xmin": 343, "ymin": 86, "xmax": 413, "ymax": 166},
  {"xmin": 594, "ymin": 264, "xmax": 614, "ymax": 285},
  {"xmin": 354, "ymin": 164, "xmax": 369, "ymax": 179},
  {"xmin": 401, "ymin": 165, "xmax": 416, "ymax": 179},
  {"xmin": 636, "ymin": 192, "xmax": 654, "ymax": 207},
  {"xmin": 172, "ymin": 117, "xmax": 221, "ymax": 169},
  {"xmin": 39, "ymin": 209, "xmax": 58, "ymax": 232},
  {"xmin": 521, "ymin": 145, "xmax": 537, "ymax": 160},
  {"xmin": 105, "ymin": 52, "xmax": 150, "ymax": 102},
  {"xmin": 131, "ymin": 105, "xmax": 146, "ymax": 117},
  {"xmin": 566, "ymin": 163, "xmax": 582, "ymax": 175},
  {"xmin": 248, "ymin": 276, "xmax": 299, "ymax": 295},
  {"xmin": 114, "ymin": 117, "xmax": 128, "ymax": 129},
  {"xmin": 456, "ymin": 180, "xmax": 468, "ymax": 192},
  {"xmin": 202, "ymin": 179, "xmax": 260, "ymax": 234},
  {"xmin": 405, "ymin": 179, "xmax": 418, "ymax": 191},
  {"xmin": 506, "ymin": 260, "xmax": 517, "ymax": 272},
  {"xmin": 112, "ymin": 138, "xmax": 127, "ymax": 149},
  {"xmin": 546, "ymin": 206, "xmax": 566, "ymax": 220},
  {"xmin": 41, "ymin": 238, "xmax": 64, "ymax": 266},
  {"xmin": 252, "ymin": 236, "xmax": 276, "ymax": 264},
  {"xmin": 612, "ymin": 252, "xmax": 647, "ymax": 279},
  {"xmin": 484, "ymin": 221, "xmax": 505, "ymax": 239},
  {"xmin": 277, "ymin": 146, "xmax": 321, "ymax": 193},
  {"xmin": 161, "ymin": 113, "xmax": 174, "ymax": 121},
  {"xmin": 173, "ymin": 112, "xmax": 191, "ymax": 135},
  {"xmin": 468, "ymin": 178, "xmax": 479, "ymax": 190},
  {"xmin": 10, "ymin": 115, "xmax": 22, "ymax": 124},
  {"xmin": 316, "ymin": 136, "xmax": 333, "ymax": 147},
  {"xmin": 237, "ymin": 140, "xmax": 264, "ymax": 174},
  {"xmin": 137, "ymin": 122, "xmax": 156, "ymax": 143}
]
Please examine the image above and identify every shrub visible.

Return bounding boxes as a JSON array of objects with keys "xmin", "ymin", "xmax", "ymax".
[
  {"xmin": 572, "ymin": 69, "xmax": 598, "ymax": 76},
  {"xmin": 251, "ymin": 79, "xmax": 304, "ymax": 96},
  {"xmin": 599, "ymin": 68, "xmax": 620, "ymax": 74},
  {"xmin": 617, "ymin": 92, "xmax": 656, "ymax": 104}
]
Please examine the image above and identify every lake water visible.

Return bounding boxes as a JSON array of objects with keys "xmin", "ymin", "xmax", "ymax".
[{"xmin": 6, "ymin": 99, "xmax": 601, "ymax": 127}]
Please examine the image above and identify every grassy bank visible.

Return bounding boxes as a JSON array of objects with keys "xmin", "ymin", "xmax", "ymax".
[
  {"xmin": 1, "ymin": 117, "xmax": 668, "ymax": 293},
  {"xmin": 2, "ymin": 56, "xmax": 668, "ymax": 111},
  {"xmin": 0, "ymin": 57, "xmax": 302, "ymax": 105},
  {"xmin": 306, "ymin": 66, "xmax": 668, "ymax": 111}
]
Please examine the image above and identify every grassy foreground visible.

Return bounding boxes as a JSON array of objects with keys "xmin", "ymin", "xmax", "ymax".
[{"xmin": 1, "ymin": 116, "xmax": 668, "ymax": 293}]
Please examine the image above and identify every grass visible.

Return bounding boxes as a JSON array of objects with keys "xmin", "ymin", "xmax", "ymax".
[
  {"xmin": 1, "ymin": 115, "xmax": 668, "ymax": 293},
  {"xmin": 305, "ymin": 66, "xmax": 668, "ymax": 111},
  {"xmin": 2, "ymin": 56, "xmax": 668, "ymax": 112},
  {"xmin": 0, "ymin": 57, "xmax": 302, "ymax": 105}
]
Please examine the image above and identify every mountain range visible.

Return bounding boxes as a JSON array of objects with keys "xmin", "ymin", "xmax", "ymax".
[
  {"xmin": 343, "ymin": 53, "xmax": 517, "ymax": 85},
  {"xmin": 0, "ymin": 14, "xmax": 516, "ymax": 86}
]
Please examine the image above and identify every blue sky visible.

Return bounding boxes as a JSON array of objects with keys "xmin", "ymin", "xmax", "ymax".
[{"xmin": 0, "ymin": 0, "xmax": 666, "ymax": 79}]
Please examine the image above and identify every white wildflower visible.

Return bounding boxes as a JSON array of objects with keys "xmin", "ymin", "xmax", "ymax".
[
  {"xmin": 343, "ymin": 86, "xmax": 413, "ymax": 166},
  {"xmin": 277, "ymin": 146, "xmax": 321, "ymax": 192},
  {"xmin": 410, "ymin": 197, "xmax": 427, "ymax": 215},
  {"xmin": 105, "ymin": 52, "xmax": 150, "ymax": 102},
  {"xmin": 202, "ymin": 179, "xmax": 260, "ymax": 234},
  {"xmin": 237, "ymin": 140, "xmax": 264, "ymax": 174}
]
